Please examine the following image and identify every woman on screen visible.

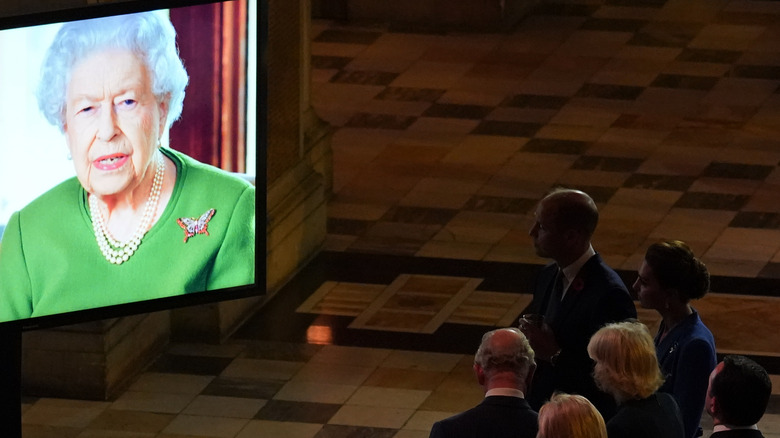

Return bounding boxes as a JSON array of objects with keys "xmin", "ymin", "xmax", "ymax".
[{"xmin": 0, "ymin": 12, "xmax": 255, "ymax": 321}]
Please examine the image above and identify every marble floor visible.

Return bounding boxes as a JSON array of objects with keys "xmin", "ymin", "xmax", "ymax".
[{"xmin": 19, "ymin": 0, "xmax": 780, "ymax": 436}]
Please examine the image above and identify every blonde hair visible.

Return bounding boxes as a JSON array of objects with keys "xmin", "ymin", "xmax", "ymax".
[
  {"xmin": 587, "ymin": 321, "xmax": 664, "ymax": 402},
  {"xmin": 537, "ymin": 393, "xmax": 607, "ymax": 438}
]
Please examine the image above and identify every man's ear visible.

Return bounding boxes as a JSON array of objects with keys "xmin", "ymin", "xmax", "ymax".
[
  {"xmin": 707, "ymin": 394, "xmax": 719, "ymax": 421},
  {"xmin": 474, "ymin": 363, "xmax": 485, "ymax": 386}
]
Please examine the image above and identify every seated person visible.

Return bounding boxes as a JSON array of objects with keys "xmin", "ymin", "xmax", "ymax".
[
  {"xmin": 429, "ymin": 328, "xmax": 538, "ymax": 438},
  {"xmin": 587, "ymin": 321, "xmax": 685, "ymax": 438},
  {"xmin": 537, "ymin": 393, "xmax": 607, "ymax": 438},
  {"xmin": 705, "ymin": 355, "xmax": 772, "ymax": 438}
]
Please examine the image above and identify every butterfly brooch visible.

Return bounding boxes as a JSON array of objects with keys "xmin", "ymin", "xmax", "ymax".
[{"xmin": 177, "ymin": 208, "xmax": 216, "ymax": 243}]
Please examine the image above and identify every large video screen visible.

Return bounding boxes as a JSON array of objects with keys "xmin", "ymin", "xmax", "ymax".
[{"xmin": 0, "ymin": 0, "xmax": 264, "ymax": 329}]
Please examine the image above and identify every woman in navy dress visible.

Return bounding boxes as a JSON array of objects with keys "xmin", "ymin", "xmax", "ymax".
[{"xmin": 633, "ymin": 240, "xmax": 717, "ymax": 438}]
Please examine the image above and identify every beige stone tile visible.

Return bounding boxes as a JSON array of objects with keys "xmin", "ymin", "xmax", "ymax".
[
  {"xmin": 407, "ymin": 117, "xmax": 480, "ymax": 134},
  {"xmin": 696, "ymin": 294, "xmax": 780, "ymax": 354},
  {"xmin": 393, "ymin": 430, "xmax": 431, "ymax": 438},
  {"xmin": 381, "ymin": 350, "xmax": 463, "ymax": 373},
  {"xmin": 364, "ymin": 367, "xmax": 448, "ymax": 391},
  {"xmin": 22, "ymin": 398, "xmax": 110, "ymax": 428},
  {"xmin": 235, "ymin": 420, "xmax": 322, "ymax": 438},
  {"xmin": 126, "ymin": 373, "xmax": 214, "ymax": 395},
  {"xmin": 220, "ymin": 358, "xmax": 303, "ymax": 381},
  {"xmin": 403, "ymin": 410, "xmax": 455, "ymax": 431},
  {"xmin": 273, "ymin": 381, "xmax": 358, "ymax": 404},
  {"xmin": 416, "ymin": 240, "xmax": 493, "ymax": 260},
  {"xmin": 161, "ymin": 414, "xmax": 249, "ymax": 438},
  {"xmin": 84, "ymin": 409, "xmax": 174, "ymax": 434},
  {"xmin": 400, "ymin": 189, "xmax": 472, "ymax": 209},
  {"xmin": 111, "ymin": 391, "xmax": 195, "ymax": 415},
  {"xmin": 328, "ymin": 404, "xmax": 415, "ymax": 428},
  {"xmin": 689, "ymin": 24, "xmax": 767, "ymax": 51},
  {"xmin": 346, "ymin": 386, "xmax": 431, "ymax": 409},
  {"xmin": 181, "ymin": 395, "xmax": 267, "ymax": 419},
  {"xmin": 291, "ymin": 361, "xmax": 375, "ymax": 386},
  {"xmin": 392, "ymin": 61, "xmax": 473, "ymax": 89},
  {"xmin": 166, "ymin": 343, "xmax": 245, "ymax": 359}
]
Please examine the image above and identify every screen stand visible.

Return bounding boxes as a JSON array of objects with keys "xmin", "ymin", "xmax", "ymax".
[{"xmin": 0, "ymin": 325, "xmax": 22, "ymax": 437}]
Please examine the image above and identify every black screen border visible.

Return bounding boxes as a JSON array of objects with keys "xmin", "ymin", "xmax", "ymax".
[{"xmin": 0, "ymin": 0, "xmax": 267, "ymax": 332}]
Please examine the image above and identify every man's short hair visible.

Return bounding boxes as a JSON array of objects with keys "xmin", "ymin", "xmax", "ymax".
[
  {"xmin": 711, "ymin": 355, "xmax": 771, "ymax": 427},
  {"xmin": 544, "ymin": 188, "xmax": 598, "ymax": 238},
  {"xmin": 474, "ymin": 328, "xmax": 535, "ymax": 380}
]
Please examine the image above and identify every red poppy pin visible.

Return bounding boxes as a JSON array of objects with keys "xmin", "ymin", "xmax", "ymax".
[{"xmin": 571, "ymin": 277, "xmax": 585, "ymax": 292}]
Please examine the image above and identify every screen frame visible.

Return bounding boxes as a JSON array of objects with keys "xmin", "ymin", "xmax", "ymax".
[{"xmin": 0, "ymin": 0, "xmax": 267, "ymax": 331}]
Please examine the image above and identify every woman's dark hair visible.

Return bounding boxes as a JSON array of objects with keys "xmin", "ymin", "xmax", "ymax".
[{"xmin": 644, "ymin": 240, "xmax": 709, "ymax": 301}]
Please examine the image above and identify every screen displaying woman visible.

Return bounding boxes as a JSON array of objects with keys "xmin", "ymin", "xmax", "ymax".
[{"xmin": 0, "ymin": 11, "xmax": 255, "ymax": 322}]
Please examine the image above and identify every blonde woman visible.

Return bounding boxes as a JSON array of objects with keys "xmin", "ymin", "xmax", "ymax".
[
  {"xmin": 537, "ymin": 393, "xmax": 606, "ymax": 438},
  {"xmin": 587, "ymin": 321, "xmax": 684, "ymax": 438}
]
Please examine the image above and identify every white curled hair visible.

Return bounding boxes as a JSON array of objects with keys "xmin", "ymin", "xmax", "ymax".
[{"xmin": 36, "ymin": 11, "xmax": 189, "ymax": 132}]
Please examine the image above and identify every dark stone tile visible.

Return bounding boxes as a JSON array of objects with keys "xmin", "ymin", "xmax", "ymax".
[
  {"xmin": 374, "ymin": 86, "xmax": 445, "ymax": 102},
  {"xmin": 650, "ymin": 74, "xmax": 719, "ymax": 91},
  {"xmin": 522, "ymin": 138, "xmax": 590, "ymax": 155},
  {"xmin": 502, "ymin": 94, "xmax": 568, "ymax": 110},
  {"xmin": 421, "ymin": 103, "xmax": 493, "ymax": 120},
  {"xmin": 575, "ymin": 83, "xmax": 645, "ymax": 100},
  {"xmin": 311, "ymin": 55, "xmax": 352, "ymax": 70},
  {"xmin": 628, "ymin": 22, "xmax": 702, "ymax": 48},
  {"xmin": 380, "ymin": 206, "xmax": 459, "ymax": 225},
  {"xmin": 330, "ymin": 70, "xmax": 399, "ymax": 86},
  {"xmin": 701, "ymin": 162, "xmax": 774, "ymax": 180},
  {"xmin": 314, "ymin": 29, "xmax": 382, "ymax": 45},
  {"xmin": 328, "ymin": 218, "xmax": 372, "ymax": 236},
  {"xmin": 728, "ymin": 64, "xmax": 780, "ymax": 80},
  {"xmin": 673, "ymin": 192, "xmax": 750, "ymax": 210},
  {"xmin": 675, "ymin": 48, "xmax": 742, "ymax": 64},
  {"xmin": 471, "ymin": 121, "xmax": 542, "ymax": 137},
  {"xmin": 345, "ymin": 113, "xmax": 417, "ymax": 130},
  {"xmin": 572, "ymin": 156, "xmax": 644, "ymax": 172},
  {"xmin": 580, "ymin": 18, "xmax": 647, "ymax": 32},
  {"xmin": 622, "ymin": 174, "xmax": 695, "ymax": 191},
  {"xmin": 729, "ymin": 212, "xmax": 780, "ymax": 230},
  {"xmin": 148, "ymin": 354, "xmax": 233, "ymax": 376},
  {"xmin": 256, "ymin": 400, "xmax": 341, "ymax": 423},
  {"xmin": 314, "ymin": 425, "xmax": 398, "ymax": 438},
  {"xmin": 201, "ymin": 377, "xmax": 284, "ymax": 399},
  {"xmin": 534, "ymin": 3, "xmax": 599, "ymax": 16},
  {"xmin": 462, "ymin": 195, "xmax": 537, "ymax": 214},
  {"xmin": 241, "ymin": 341, "xmax": 322, "ymax": 361}
]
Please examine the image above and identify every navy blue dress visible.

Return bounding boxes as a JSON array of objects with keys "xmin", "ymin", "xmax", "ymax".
[{"xmin": 656, "ymin": 309, "xmax": 717, "ymax": 438}]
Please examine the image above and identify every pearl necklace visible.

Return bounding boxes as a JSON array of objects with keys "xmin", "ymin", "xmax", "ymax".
[{"xmin": 89, "ymin": 150, "xmax": 165, "ymax": 265}]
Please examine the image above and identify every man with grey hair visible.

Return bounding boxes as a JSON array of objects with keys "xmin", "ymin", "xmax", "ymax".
[{"xmin": 429, "ymin": 328, "xmax": 538, "ymax": 438}]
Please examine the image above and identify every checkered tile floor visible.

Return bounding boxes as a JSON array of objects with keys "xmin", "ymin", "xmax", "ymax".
[{"xmin": 21, "ymin": 1, "xmax": 780, "ymax": 437}]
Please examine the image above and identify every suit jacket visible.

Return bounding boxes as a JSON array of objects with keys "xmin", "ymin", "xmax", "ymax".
[
  {"xmin": 428, "ymin": 396, "xmax": 538, "ymax": 438},
  {"xmin": 526, "ymin": 254, "xmax": 637, "ymax": 419},
  {"xmin": 710, "ymin": 429, "xmax": 765, "ymax": 438},
  {"xmin": 607, "ymin": 392, "xmax": 685, "ymax": 438}
]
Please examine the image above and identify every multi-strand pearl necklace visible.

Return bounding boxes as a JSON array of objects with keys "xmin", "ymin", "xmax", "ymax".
[{"xmin": 89, "ymin": 150, "xmax": 165, "ymax": 265}]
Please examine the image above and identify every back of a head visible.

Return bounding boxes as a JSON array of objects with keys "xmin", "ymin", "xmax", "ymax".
[
  {"xmin": 712, "ymin": 355, "xmax": 771, "ymax": 427},
  {"xmin": 474, "ymin": 328, "xmax": 535, "ymax": 382},
  {"xmin": 537, "ymin": 393, "xmax": 607, "ymax": 438},
  {"xmin": 543, "ymin": 188, "xmax": 599, "ymax": 238},
  {"xmin": 587, "ymin": 321, "xmax": 664, "ymax": 402},
  {"xmin": 644, "ymin": 240, "xmax": 709, "ymax": 302}
]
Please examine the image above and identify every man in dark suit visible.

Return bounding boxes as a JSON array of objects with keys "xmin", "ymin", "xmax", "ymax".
[
  {"xmin": 429, "ymin": 327, "xmax": 538, "ymax": 438},
  {"xmin": 518, "ymin": 188, "xmax": 636, "ymax": 420},
  {"xmin": 706, "ymin": 355, "xmax": 771, "ymax": 438}
]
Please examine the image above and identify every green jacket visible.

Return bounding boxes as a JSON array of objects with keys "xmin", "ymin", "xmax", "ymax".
[{"xmin": 0, "ymin": 147, "xmax": 255, "ymax": 322}]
